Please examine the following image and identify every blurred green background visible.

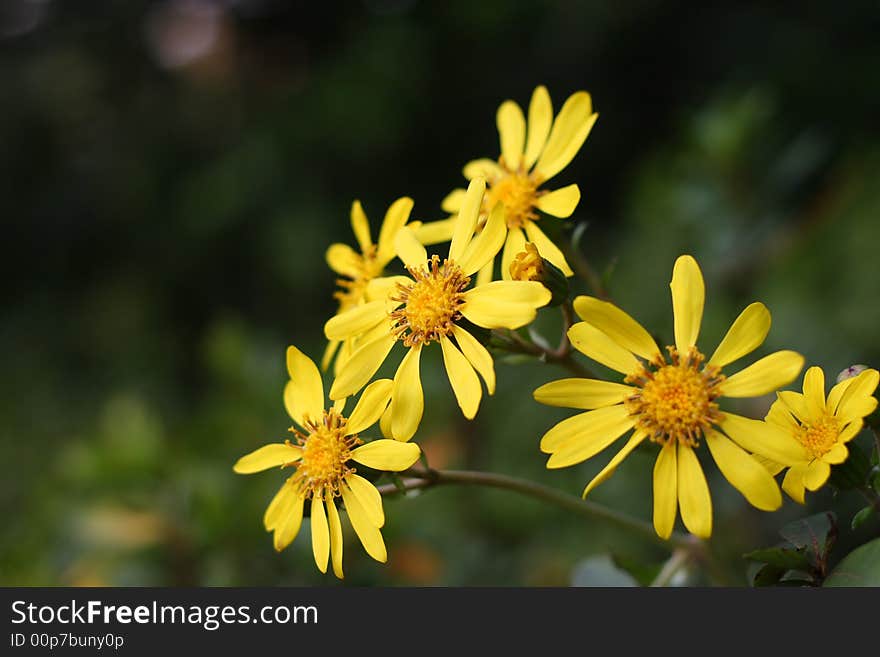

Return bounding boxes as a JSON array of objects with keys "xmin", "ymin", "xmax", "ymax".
[{"xmin": 2, "ymin": 0, "xmax": 879, "ymax": 586}]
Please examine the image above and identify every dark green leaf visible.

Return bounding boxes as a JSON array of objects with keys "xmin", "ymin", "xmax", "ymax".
[
  {"xmin": 829, "ymin": 442, "xmax": 870, "ymax": 490},
  {"xmin": 824, "ymin": 538, "xmax": 880, "ymax": 587},
  {"xmin": 851, "ymin": 506, "xmax": 874, "ymax": 530},
  {"xmin": 752, "ymin": 564, "xmax": 786, "ymax": 587},
  {"xmin": 744, "ymin": 546, "xmax": 811, "ymax": 571},
  {"xmin": 779, "ymin": 512, "xmax": 836, "ymax": 559}
]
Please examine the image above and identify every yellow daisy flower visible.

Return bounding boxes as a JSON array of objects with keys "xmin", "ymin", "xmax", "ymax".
[
  {"xmin": 429, "ymin": 85, "xmax": 598, "ymax": 284},
  {"xmin": 325, "ymin": 178, "xmax": 552, "ymax": 441},
  {"xmin": 323, "ymin": 197, "xmax": 415, "ymax": 374},
  {"xmin": 233, "ymin": 345, "xmax": 420, "ymax": 578},
  {"xmin": 763, "ymin": 366, "xmax": 879, "ymax": 503},
  {"xmin": 533, "ymin": 255, "xmax": 806, "ymax": 539}
]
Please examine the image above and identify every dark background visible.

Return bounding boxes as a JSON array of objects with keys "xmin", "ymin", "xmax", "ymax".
[{"xmin": 2, "ymin": 0, "xmax": 878, "ymax": 585}]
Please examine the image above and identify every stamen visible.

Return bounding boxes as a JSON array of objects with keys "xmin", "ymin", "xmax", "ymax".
[
  {"xmin": 794, "ymin": 414, "xmax": 840, "ymax": 459},
  {"xmin": 288, "ymin": 408, "xmax": 362, "ymax": 499}
]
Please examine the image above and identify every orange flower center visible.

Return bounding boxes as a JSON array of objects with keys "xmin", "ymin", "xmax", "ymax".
[
  {"xmin": 289, "ymin": 409, "xmax": 360, "ymax": 498},
  {"xmin": 794, "ymin": 414, "xmax": 840, "ymax": 459},
  {"xmin": 624, "ymin": 347, "xmax": 726, "ymax": 446},
  {"xmin": 389, "ymin": 255, "xmax": 470, "ymax": 347},
  {"xmin": 485, "ymin": 170, "xmax": 540, "ymax": 229}
]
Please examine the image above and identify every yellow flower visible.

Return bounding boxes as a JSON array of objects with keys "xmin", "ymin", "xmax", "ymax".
[
  {"xmin": 424, "ymin": 85, "xmax": 597, "ymax": 285},
  {"xmin": 233, "ymin": 346, "xmax": 420, "ymax": 578},
  {"xmin": 763, "ymin": 366, "xmax": 879, "ymax": 503},
  {"xmin": 325, "ymin": 178, "xmax": 552, "ymax": 441},
  {"xmin": 533, "ymin": 255, "xmax": 806, "ymax": 539},
  {"xmin": 323, "ymin": 197, "xmax": 415, "ymax": 374}
]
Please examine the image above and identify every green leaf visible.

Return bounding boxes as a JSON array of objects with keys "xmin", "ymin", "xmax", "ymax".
[
  {"xmin": 752, "ymin": 564, "xmax": 786, "ymax": 587},
  {"xmin": 744, "ymin": 547, "xmax": 811, "ymax": 571},
  {"xmin": 779, "ymin": 512, "xmax": 837, "ymax": 563},
  {"xmin": 851, "ymin": 506, "xmax": 874, "ymax": 530},
  {"xmin": 824, "ymin": 537, "xmax": 880, "ymax": 587}
]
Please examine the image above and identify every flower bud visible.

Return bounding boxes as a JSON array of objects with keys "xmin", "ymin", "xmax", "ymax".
[
  {"xmin": 837, "ymin": 364, "xmax": 868, "ymax": 383},
  {"xmin": 509, "ymin": 242, "xmax": 569, "ymax": 306}
]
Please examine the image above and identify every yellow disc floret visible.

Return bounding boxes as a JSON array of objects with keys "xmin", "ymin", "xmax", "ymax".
[
  {"xmin": 334, "ymin": 244, "xmax": 380, "ymax": 311},
  {"xmin": 624, "ymin": 346, "xmax": 725, "ymax": 447},
  {"xmin": 794, "ymin": 414, "xmax": 840, "ymax": 459},
  {"xmin": 509, "ymin": 242, "xmax": 544, "ymax": 281},
  {"xmin": 484, "ymin": 171, "xmax": 540, "ymax": 229},
  {"xmin": 289, "ymin": 409, "xmax": 361, "ymax": 498},
  {"xmin": 390, "ymin": 255, "xmax": 470, "ymax": 347}
]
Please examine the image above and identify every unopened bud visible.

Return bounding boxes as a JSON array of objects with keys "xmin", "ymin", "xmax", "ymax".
[
  {"xmin": 837, "ymin": 364, "xmax": 868, "ymax": 383},
  {"xmin": 509, "ymin": 242, "xmax": 569, "ymax": 306}
]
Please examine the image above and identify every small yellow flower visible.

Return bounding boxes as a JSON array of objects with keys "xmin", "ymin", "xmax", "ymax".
[
  {"xmin": 424, "ymin": 86, "xmax": 597, "ymax": 285},
  {"xmin": 763, "ymin": 366, "xmax": 879, "ymax": 503},
  {"xmin": 234, "ymin": 346, "xmax": 420, "ymax": 578},
  {"xmin": 509, "ymin": 243, "xmax": 544, "ymax": 282},
  {"xmin": 533, "ymin": 255, "xmax": 806, "ymax": 539},
  {"xmin": 325, "ymin": 178, "xmax": 552, "ymax": 441},
  {"xmin": 323, "ymin": 197, "xmax": 415, "ymax": 374}
]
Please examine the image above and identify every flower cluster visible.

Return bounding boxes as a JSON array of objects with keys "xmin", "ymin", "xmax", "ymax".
[{"xmin": 234, "ymin": 85, "xmax": 879, "ymax": 577}]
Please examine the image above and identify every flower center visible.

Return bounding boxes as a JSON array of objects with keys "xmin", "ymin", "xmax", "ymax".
[
  {"xmin": 794, "ymin": 414, "xmax": 840, "ymax": 459},
  {"xmin": 389, "ymin": 255, "xmax": 470, "ymax": 347},
  {"xmin": 334, "ymin": 245, "xmax": 380, "ymax": 311},
  {"xmin": 624, "ymin": 347, "xmax": 726, "ymax": 447},
  {"xmin": 509, "ymin": 242, "xmax": 544, "ymax": 281},
  {"xmin": 485, "ymin": 170, "xmax": 540, "ymax": 229},
  {"xmin": 289, "ymin": 409, "xmax": 361, "ymax": 498}
]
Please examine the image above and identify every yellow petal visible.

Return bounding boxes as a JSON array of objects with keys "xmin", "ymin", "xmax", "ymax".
[
  {"xmin": 344, "ymin": 473, "xmax": 384, "ymax": 527},
  {"xmin": 523, "ymin": 220, "xmax": 573, "ymax": 276},
  {"xmin": 707, "ymin": 302, "xmax": 771, "ymax": 368},
  {"xmin": 350, "ymin": 438, "xmax": 420, "ymax": 471},
  {"xmin": 459, "ymin": 201, "xmax": 506, "ymax": 276},
  {"xmin": 781, "ymin": 465, "xmax": 807, "ymax": 504},
  {"xmin": 721, "ymin": 351, "xmax": 805, "ymax": 398},
  {"xmin": 412, "ymin": 216, "xmax": 456, "ymax": 246},
  {"xmin": 449, "ymin": 177, "xmax": 486, "ymax": 262},
  {"xmin": 340, "ymin": 484, "xmax": 387, "ymax": 563},
  {"xmin": 310, "ymin": 496, "xmax": 330, "ymax": 573},
  {"xmin": 264, "ymin": 480, "xmax": 297, "ymax": 530},
  {"xmin": 535, "ymin": 184, "xmax": 580, "ymax": 218},
  {"xmin": 463, "ymin": 158, "xmax": 503, "ymax": 181},
  {"xmin": 333, "ymin": 396, "xmax": 346, "ymax": 414},
  {"xmin": 329, "ymin": 334, "xmax": 397, "ymax": 400},
  {"xmin": 233, "ymin": 443, "xmax": 302, "ymax": 474},
  {"xmin": 826, "ymin": 376, "xmax": 856, "ymax": 415},
  {"xmin": 441, "ymin": 189, "xmax": 466, "ymax": 214},
  {"xmin": 394, "ymin": 226, "xmax": 428, "ymax": 270},
  {"xmin": 285, "ymin": 345, "xmax": 325, "ymax": 426},
  {"xmin": 573, "ymin": 296, "xmax": 659, "ymax": 361},
  {"xmin": 322, "ymin": 339, "xmax": 340, "ymax": 372},
  {"xmin": 719, "ymin": 413, "xmax": 808, "ymax": 465},
  {"xmin": 670, "ymin": 255, "xmax": 704, "ymax": 352},
  {"xmin": 705, "ymin": 429, "xmax": 782, "ymax": 511},
  {"xmin": 326, "ymin": 243, "xmax": 362, "ymax": 278},
  {"xmin": 802, "ymin": 366, "xmax": 826, "ymax": 418},
  {"xmin": 765, "ymin": 399, "xmax": 797, "ymax": 430},
  {"xmin": 325, "ymin": 496, "xmax": 344, "ymax": 579},
  {"xmin": 804, "ymin": 460, "xmax": 831, "ymax": 491},
  {"xmin": 823, "ymin": 442, "xmax": 848, "ymax": 464},
  {"xmin": 540, "ymin": 403, "xmax": 633, "ymax": 453},
  {"xmin": 453, "ymin": 326, "xmax": 496, "ymax": 395},
  {"xmin": 391, "ymin": 344, "xmax": 423, "ymax": 441},
  {"xmin": 836, "ymin": 368, "xmax": 880, "ymax": 423},
  {"xmin": 497, "ymin": 100, "xmax": 526, "ymax": 170},
  {"xmin": 365, "ymin": 275, "xmax": 410, "ymax": 303},
  {"xmin": 461, "ymin": 281, "xmax": 550, "ymax": 329},
  {"xmin": 350, "ymin": 200, "xmax": 372, "ymax": 254},
  {"xmin": 272, "ymin": 492, "xmax": 305, "ymax": 552},
  {"xmin": 533, "ymin": 92, "xmax": 596, "ymax": 182},
  {"xmin": 582, "ymin": 431, "xmax": 646, "ymax": 498},
  {"xmin": 379, "ymin": 404, "xmax": 393, "ymax": 439},
  {"xmin": 324, "ymin": 300, "xmax": 387, "ymax": 341},
  {"xmin": 345, "ymin": 378, "xmax": 393, "ymax": 435},
  {"xmin": 653, "ymin": 441, "xmax": 678, "ymax": 540},
  {"xmin": 523, "ymin": 85, "xmax": 552, "ymax": 169},
  {"xmin": 440, "ymin": 335, "xmax": 482, "ymax": 419},
  {"xmin": 777, "ymin": 390, "xmax": 810, "ymax": 423},
  {"xmin": 500, "ymin": 226, "xmax": 527, "ymax": 281},
  {"xmin": 677, "ymin": 444, "xmax": 712, "ymax": 538},
  {"xmin": 533, "ymin": 377, "xmax": 633, "ymax": 410},
  {"xmin": 567, "ymin": 321, "xmax": 641, "ymax": 375},
  {"xmin": 838, "ymin": 419, "xmax": 863, "ymax": 444},
  {"xmin": 376, "ymin": 196, "xmax": 414, "ymax": 265}
]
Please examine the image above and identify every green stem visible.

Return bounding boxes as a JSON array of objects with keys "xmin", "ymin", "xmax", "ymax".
[
  {"xmin": 650, "ymin": 547, "xmax": 690, "ymax": 587},
  {"xmin": 560, "ymin": 239, "xmax": 609, "ymax": 299},
  {"xmin": 377, "ymin": 467, "xmax": 691, "ymax": 551}
]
